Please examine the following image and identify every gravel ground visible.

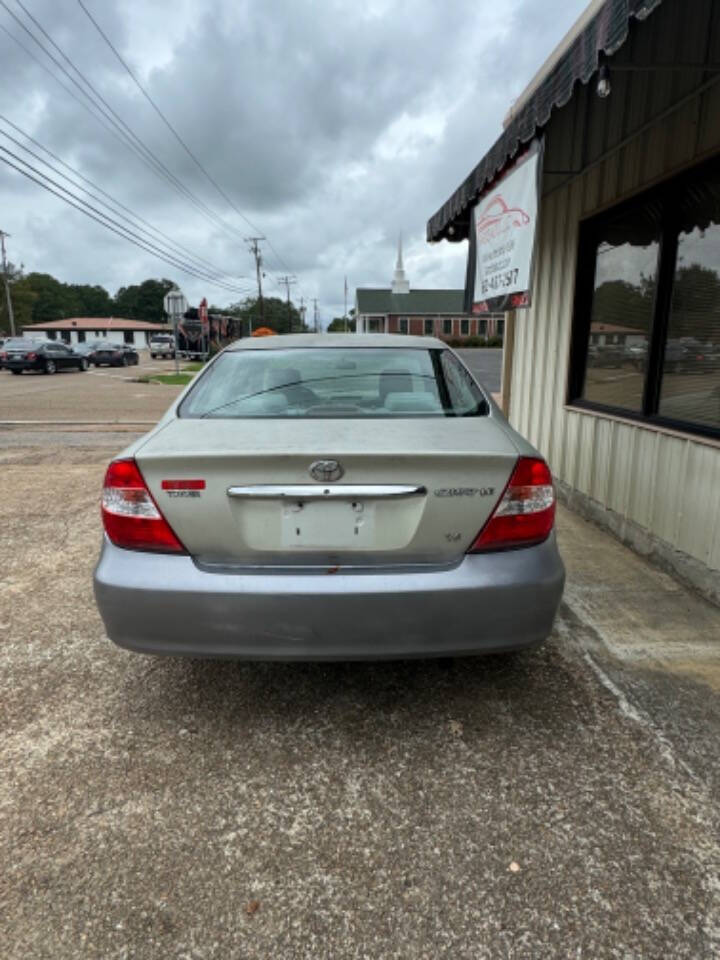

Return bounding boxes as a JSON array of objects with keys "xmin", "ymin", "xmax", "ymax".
[{"xmin": 1, "ymin": 431, "xmax": 719, "ymax": 959}]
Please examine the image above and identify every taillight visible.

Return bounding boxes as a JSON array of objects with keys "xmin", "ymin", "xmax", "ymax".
[
  {"xmin": 26, "ymin": 352, "xmax": 36, "ymax": 361},
  {"xmin": 101, "ymin": 458, "xmax": 186, "ymax": 553},
  {"xmin": 469, "ymin": 457, "xmax": 555, "ymax": 552}
]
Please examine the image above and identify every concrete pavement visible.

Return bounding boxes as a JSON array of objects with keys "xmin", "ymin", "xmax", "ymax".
[{"xmin": 1, "ymin": 427, "xmax": 719, "ymax": 959}]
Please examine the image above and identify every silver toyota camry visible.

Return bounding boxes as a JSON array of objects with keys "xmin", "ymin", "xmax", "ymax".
[{"xmin": 94, "ymin": 334, "xmax": 564, "ymax": 659}]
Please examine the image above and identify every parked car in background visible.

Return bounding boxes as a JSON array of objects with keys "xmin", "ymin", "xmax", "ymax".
[
  {"xmin": 587, "ymin": 343, "xmax": 624, "ymax": 368},
  {"xmin": 94, "ymin": 333, "xmax": 565, "ymax": 661},
  {"xmin": 1, "ymin": 337, "xmax": 36, "ymax": 369},
  {"xmin": 73, "ymin": 339, "xmax": 107, "ymax": 359},
  {"xmin": 1, "ymin": 339, "xmax": 89, "ymax": 374},
  {"xmin": 149, "ymin": 333, "xmax": 175, "ymax": 359},
  {"xmin": 622, "ymin": 341, "xmax": 648, "ymax": 370},
  {"xmin": 91, "ymin": 343, "xmax": 140, "ymax": 367}
]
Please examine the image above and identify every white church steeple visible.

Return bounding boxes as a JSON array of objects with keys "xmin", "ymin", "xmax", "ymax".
[{"xmin": 391, "ymin": 234, "xmax": 410, "ymax": 294}]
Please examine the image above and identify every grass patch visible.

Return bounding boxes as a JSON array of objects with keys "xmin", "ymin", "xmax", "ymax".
[
  {"xmin": 142, "ymin": 373, "xmax": 194, "ymax": 386},
  {"xmin": 181, "ymin": 361, "xmax": 205, "ymax": 372}
]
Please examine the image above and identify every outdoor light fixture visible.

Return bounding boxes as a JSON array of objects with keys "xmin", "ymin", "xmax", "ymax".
[{"xmin": 596, "ymin": 64, "xmax": 611, "ymax": 98}]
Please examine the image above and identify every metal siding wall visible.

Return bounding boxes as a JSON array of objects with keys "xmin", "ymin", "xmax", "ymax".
[{"xmin": 511, "ymin": 1, "xmax": 720, "ymax": 572}]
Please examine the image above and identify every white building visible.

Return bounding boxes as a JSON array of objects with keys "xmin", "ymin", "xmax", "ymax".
[
  {"xmin": 428, "ymin": 0, "xmax": 720, "ymax": 600},
  {"xmin": 21, "ymin": 317, "xmax": 171, "ymax": 347}
]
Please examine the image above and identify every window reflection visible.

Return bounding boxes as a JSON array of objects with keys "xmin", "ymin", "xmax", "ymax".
[
  {"xmin": 659, "ymin": 225, "xmax": 720, "ymax": 428},
  {"xmin": 582, "ymin": 238, "xmax": 658, "ymax": 411}
]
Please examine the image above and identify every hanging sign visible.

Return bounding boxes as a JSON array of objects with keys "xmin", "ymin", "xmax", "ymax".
[{"xmin": 471, "ymin": 138, "xmax": 544, "ymax": 313}]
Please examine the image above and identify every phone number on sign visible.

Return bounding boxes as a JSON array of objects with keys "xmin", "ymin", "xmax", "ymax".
[{"xmin": 481, "ymin": 268, "xmax": 519, "ymax": 295}]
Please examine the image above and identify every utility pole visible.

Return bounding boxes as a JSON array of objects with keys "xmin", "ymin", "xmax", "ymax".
[
  {"xmin": 246, "ymin": 237, "xmax": 265, "ymax": 326},
  {"xmin": 313, "ymin": 298, "xmax": 319, "ymax": 332},
  {"xmin": 0, "ymin": 230, "xmax": 16, "ymax": 336},
  {"xmin": 299, "ymin": 296, "xmax": 307, "ymax": 332},
  {"xmin": 344, "ymin": 276, "xmax": 348, "ymax": 332},
  {"xmin": 278, "ymin": 275, "xmax": 297, "ymax": 332}
]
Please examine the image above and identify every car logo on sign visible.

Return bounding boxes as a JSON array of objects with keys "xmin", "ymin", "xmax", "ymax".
[{"xmin": 309, "ymin": 459, "xmax": 344, "ymax": 482}]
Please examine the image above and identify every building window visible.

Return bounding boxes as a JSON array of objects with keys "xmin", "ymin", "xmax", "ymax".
[
  {"xmin": 46, "ymin": 330, "xmax": 56, "ymax": 340},
  {"xmin": 61, "ymin": 331, "xmax": 71, "ymax": 344},
  {"xmin": 443, "ymin": 318, "xmax": 453, "ymax": 336},
  {"xmin": 569, "ymin": 157, "xmax": 720, "ymax": 438},
  {"xmin": 398, "ymin": 318, "xmax": 408, "ymax": 334},
  {"xmin": 496, "ymin": 317, "xmax": 505, "ymax": 338},
  {"xmin": 478, "ymin": 318, "xmax": 488, "ymax": 337},
  {"xmin": 460, "ymin": 318, "xmax": 469, "ymax": 336},
  {"xmin": 78, "ymin": 330, "xmax": 86, "ymax": 343},
  {"xmin": 368, "ymin": 316, "xmax": 383, "ymax": 333},
  {"xmin": 424, "ymin": 318, "xmax": 434, "ymax": 335},
  {"xmin": 124, "ymin": 331, "xmax": 135, "ymax": 344}
]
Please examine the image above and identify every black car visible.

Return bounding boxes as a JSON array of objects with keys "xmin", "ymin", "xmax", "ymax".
[
  {"xmin": 90, "ymin": 343, "xmax": 140, "ymax": 367},
  {"xmin": 73, "ymin": 339, "xmax": 107, "ymax": 359},
  {"xmin": 1, "ymin": 339, "xmax": 89, "ymax": 375}
]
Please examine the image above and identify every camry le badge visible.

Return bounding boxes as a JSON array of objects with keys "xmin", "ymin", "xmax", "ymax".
[{"xmin": 310, "ymin": 459, "xmax": 344, "ymax": 482}]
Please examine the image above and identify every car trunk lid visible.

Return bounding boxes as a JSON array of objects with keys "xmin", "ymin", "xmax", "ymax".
[{"xmin": 136, "ymin": 416, "xmax": 521, "ymax": 566}]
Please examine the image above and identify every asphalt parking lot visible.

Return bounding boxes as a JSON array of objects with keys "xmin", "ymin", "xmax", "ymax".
[
  {"xmin": 0, "ymin": 350, "xmax": 184, "ymax": 423},
  {"xmin": 456, "ymin": 348, "xmax": 502, "ymax": 394},
  {"xmin": 1, "ymin": 352, "xmax": 719, "ymax": 959}
]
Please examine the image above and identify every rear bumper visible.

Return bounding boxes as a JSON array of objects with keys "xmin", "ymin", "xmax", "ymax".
[
  {"xmin": 5, "ymin": 361, "xmax": 41, "ymax": 371},
  {"xmin": 94, "ymin": 536, "xmax": 565, "ymax": 660}
]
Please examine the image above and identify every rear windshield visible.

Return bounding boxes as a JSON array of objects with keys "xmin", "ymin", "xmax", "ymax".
[
  {"xmin": 150, "ymin": 336, "xmax": 172, "ymax": 342},
  {"xmin": 178, "ymin": 347, "xmax": 489, "ymax": 419}
]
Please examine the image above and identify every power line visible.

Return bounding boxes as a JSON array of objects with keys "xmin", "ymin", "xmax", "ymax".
[
  {"xmin": 74, "ymin": 0, "xmax": 303, "ymax": 289},
  {"xmin": 1, "ymin": 2, "xmax": 303, "ymax": 300},
  {"xmin": 76, "ymin": 0, "xmax": 258, "ymax": 235},
  {"xmin": 0, "ymin": 2, "xmax": 248, "ymax": 246},
  {"xmin": 0, "ymin": 116, "xmax": 246, "ymax": 287},
  {"xmin": 0, "ymin": 148, "xmax": 255, "ymax": 294}
]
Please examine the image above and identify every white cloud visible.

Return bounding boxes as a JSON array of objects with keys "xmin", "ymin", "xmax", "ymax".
[{"xmin": 0, "ymin": 0, "xmax": 589, "ymax": 320}]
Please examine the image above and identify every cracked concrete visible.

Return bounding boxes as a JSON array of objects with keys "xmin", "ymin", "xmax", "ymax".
[{"xmin": 1, "ymin": 424, "xmax": 719, "ymax": 959}]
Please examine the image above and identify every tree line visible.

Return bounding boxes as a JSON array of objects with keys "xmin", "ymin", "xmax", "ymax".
[
  {"xmin": 0, "ymin": 264, "xmax": 313, "ymax": 338},
  {"xmin": 0, "ymin": 264, "xmax": 175, "ymax": 334}
]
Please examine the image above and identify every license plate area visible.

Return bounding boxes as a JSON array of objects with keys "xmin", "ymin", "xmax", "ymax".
[{"xmin": 281, "ymin": 499, "xmax": 375, "ymax": 548}]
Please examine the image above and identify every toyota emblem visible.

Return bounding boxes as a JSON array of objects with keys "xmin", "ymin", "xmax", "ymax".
[{"xmin": 309, "ymin": 459, "xmax": 344, "ymax": 482}]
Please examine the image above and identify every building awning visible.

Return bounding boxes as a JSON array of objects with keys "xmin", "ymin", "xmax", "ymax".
[{"xmin": 426, "ymin": 0, "xmax": 664, "ymax": 243}]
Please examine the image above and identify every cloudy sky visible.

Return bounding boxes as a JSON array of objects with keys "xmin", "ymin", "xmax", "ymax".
[{"xmin": 1, "ymin": 0, "xmax": 588, "ymax": 324}]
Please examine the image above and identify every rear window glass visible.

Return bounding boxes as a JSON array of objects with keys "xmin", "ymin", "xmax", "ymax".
[{"xmin": 179, "ymin": 347, "xmax": 488, "ymax": 419}]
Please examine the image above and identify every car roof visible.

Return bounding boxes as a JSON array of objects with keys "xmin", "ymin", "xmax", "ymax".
[{"xmin": 225, "ymin": 333, "xmax": 447, "ymax": 351}]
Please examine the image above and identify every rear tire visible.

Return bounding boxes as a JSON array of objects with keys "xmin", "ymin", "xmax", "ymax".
[
  {"xmin": 11, "ymin": 369, "xmax": 22, "ymax": 375},
  {"xmin": 79, "ymin": 358, "xmax": 89, "ymax": 371},
  {"xmin": 44, "ymin": 360, "xmax": 57, "ymax": 375},
  {"xmin": 122, "ymin": 355, "xmax": 129, "ymax": 367}
]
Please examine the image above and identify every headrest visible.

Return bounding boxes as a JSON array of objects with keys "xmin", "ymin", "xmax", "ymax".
[
  {"xmin": 383, "ymin": 392, "xmax": 441, "ymax": 413},
  {"xmin": 267, "ymin": 367, "xmax": 301, "ymax": 388}
]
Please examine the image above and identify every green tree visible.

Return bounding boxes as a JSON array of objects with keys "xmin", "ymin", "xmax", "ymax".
[
  {"xmin": 68, "ymin": 283, "xmax": 114, "ymax": 317},
  {"xmin": 669, "ymin": 263, "xmax": 720, "ymax": 341},
  {"xmin": 592, "ymin": 279, "xmax": 654, "ymax": 331},
  {"xmin": 114, "ymin": 278, "xmax": 174, "ymax": 323},
  {"xmin": 327, "ymin": 316, "xmax": 356, "ymax": 332},
  {"xmin": 225, "ymin": 295, "xmax": 305, "ymax": 334}
]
